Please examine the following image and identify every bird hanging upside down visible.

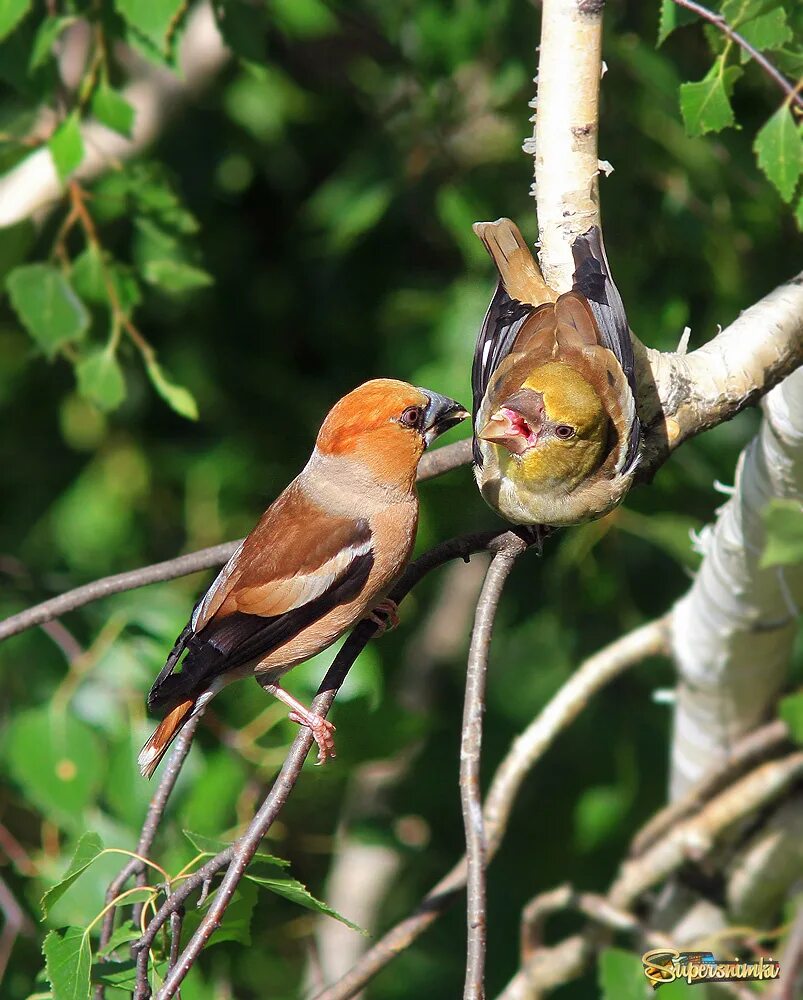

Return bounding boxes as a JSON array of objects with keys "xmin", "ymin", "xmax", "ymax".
[
  {"xmin": 471, "ymin": 218, "xmax": 640, "ymax": 528},
  {"xmin": 138, "ymin": 379, "xmax": 468, "ymax": 777}
]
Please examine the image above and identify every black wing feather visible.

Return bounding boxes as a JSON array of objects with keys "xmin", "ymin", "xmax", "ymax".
[
  {"xmin": 570, "ymin": 226, "xmax": 636, "ymax": 396},
  {"xmin": 471, "ymin": 281, "xmax": 532, "ymax": 466},
  {"xmin": 571, "ymin": 226, "xmax": 640, "ymax": 472},
  {"xmin": 148, "ymin": 549, "xmax": 374, "ymax": 712}
]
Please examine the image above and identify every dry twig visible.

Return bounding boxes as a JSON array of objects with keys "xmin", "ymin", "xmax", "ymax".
[
  {"xmin": 461, "ymin": 536, "xmax": 527, "ymax": 999},
  {"xmin": 313, "ymin": 617, "xmax": 668, "ymax": 999}
]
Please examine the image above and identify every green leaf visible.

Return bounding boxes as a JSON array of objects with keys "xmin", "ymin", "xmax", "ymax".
[
  {"xmin": 657, "ymin": 0, "xmax": 697, "ymax": 46},
  {"xmin": 599, "ymin": 947, "xmax": 647, "ymax": 1000},
  {"xmin": 71, "ymin": 247, "xmax": 142, "ymax": 312},
  {"xmin": 30, "ymin": 15, "xmax": 75, "ymax": 68},
  {"xmin": 142, "ymin": 258, "xmax": 213, "ymax": 293},
  {"xmin": 44, "ymin": 926, "xmax": 92, "ymax": 1000},
  {"xmin": 754, "ymin": 106, "xmax": 803, "ymax": 202},
  {"xmin": 91, "ymin": 84, "xmax": 135, "ymax": 138},
  {"xmin": 6, "ymin": 264, "xmax": 90, "ymax": 355},
  {"xmin": 212, "ymin": 0, "xmax": 267, "ymax": 62},
  {"xmin": 738, "ymin": 8, "xmax": 792, "ymax": 57},
  {"xmin": 145, "ymin": 359, "xmax": 198, "ymax": 420},
  {"xmin": 679, "ymin": 60, "xmax": 742, "ymax": 136},
  {"xmin": 0, "ymin": 0, "xmax": 30, "ymax": 41},
  {"xmin": 97, "ymin": 921, "xmax": 139, "ymax": 957},
  {"xmin": 245, "ymin": 873, "xmax": 367, "ymax": 934},
  {"xmin": 183, "ymin": 881, "xmax": 258, "ymax": 947},
  {"xmin": 48, "ymin": 112, "xmax": 85, "ymax": 183},
  {"xmin": 92, "ymin": 957, "xmax": 167, "ymax": 989},
  {"xmin": 41, "ymin": 832, "xmax": 104, "ymax": 918},
  {"xmin": 760, "ymin": 498, "xmax": 803, "ymax": 566},
  {"xmin": 114, "ymin": 0, "xmax": 185, "ymax": 50},
  {"xmin": 4, "ymin": 707, "xmax": 103, "ymax": 825},
  {"xmin": 183, "ymin": 830, "xmax": 290, "ymax": 868},
  {"xmin": 721, "ymin": 0, "xmax": 774, "ymax": 27},
  {"xmin": 780, "ymin": 691, "xmax": 803, "ymax": 745},
  {"xmin": 796, "ymin": 191, "xmax": 803, "ymax": 231},
  {"xmin": 76, "ymin": 349, "xmax": 127, "ymax": 412}
]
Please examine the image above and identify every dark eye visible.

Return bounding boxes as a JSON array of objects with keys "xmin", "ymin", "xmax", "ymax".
[
  {"xmin": 555, "ymin": 424, "xmax": 576, "ymax": 439},
  {"xmin": 399, "ymin": 405, "xmax": 423, "ymax": 428}
]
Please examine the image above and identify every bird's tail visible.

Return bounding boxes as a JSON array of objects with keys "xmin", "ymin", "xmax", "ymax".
[{"xmin": 138, "ymin": 697, "xmax": 196, "ymax": 779}]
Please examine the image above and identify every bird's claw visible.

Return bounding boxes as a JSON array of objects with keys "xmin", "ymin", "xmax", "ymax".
[
  {"xmin": 364, "ymin": 598, "xmax": 400, "ymax": 634},
  {"xmin": 288, "ymin": 710, "xmax": 337, "ymax": 764}
]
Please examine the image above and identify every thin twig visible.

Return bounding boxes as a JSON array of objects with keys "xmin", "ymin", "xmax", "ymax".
[
  {"xmin": 630, "ymin": 718, "xmax": 791, "ymax": 857},
  {"xmin": 129, "ymin": 530, "xmax": 510, "ymax": 999},
  {"xmin": 671, "ymin": 0, "xmax": 803, "ymax": 112},
  {"xmin": 461, "ymin": 537, "xmax": 526, "ymax": 1000},
  {"xmin": 314, "ymin": 617, "xmax": 668, "ymax": 999},
  {"xmin": 0, "ymin": 441, "xmax": 471, "ymax": 644},
  {"xmin": 95, "ymin": 716, "xmax": 201, "ymax": 1000},
  {"xmin": 496, "ymin": 754, "xmax": 803, "ymax": 998}
]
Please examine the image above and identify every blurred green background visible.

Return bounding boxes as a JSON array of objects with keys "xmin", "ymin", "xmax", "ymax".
[{"xmin": 0, "ymin": 1, "xmax": 800, "ymax": 998}]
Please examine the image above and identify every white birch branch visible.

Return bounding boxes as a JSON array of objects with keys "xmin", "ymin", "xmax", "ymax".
[
  {"xmin": 527, "ymin": 0, "xmax": 605, "ymax": 291},
  {"xmin": 670, "ymin": 365, "xmax": 803, "ymax": 798},
  {"xmin": 0, "ymin": 2, "xmax": 229, "ymax": 229}
]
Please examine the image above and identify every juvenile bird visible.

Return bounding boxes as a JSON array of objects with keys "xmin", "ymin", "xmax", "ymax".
[
  {"xmin": 471, "ymin": 219, "xmax": 640, "ymax": 527},
  {"xmin": 138, "ymin": 379, "xmax": 467, "ymax": 778}
]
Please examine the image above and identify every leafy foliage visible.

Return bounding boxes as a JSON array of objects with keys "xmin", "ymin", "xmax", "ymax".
[{"xmin": 661, "ymin": 0, "xmax": 803, "ymax": 212}]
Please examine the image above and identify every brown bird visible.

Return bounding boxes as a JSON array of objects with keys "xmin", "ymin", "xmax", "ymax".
[
  {"xmin": 471, "ymin": 219, "xmax": 640, "ymax": 527},
  {"xmin": 139, "ymin": 379, "xmax": 468, "ymax": 777}
]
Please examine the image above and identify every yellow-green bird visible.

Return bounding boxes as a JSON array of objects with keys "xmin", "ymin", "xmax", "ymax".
[{"xmin": 471, "ymin": 219, "xmax": 640, "ymax": 527}]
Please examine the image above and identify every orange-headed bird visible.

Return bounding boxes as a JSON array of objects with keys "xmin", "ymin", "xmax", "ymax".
[{"xmin": 139, "ymin": 379, "xmax": 467, "ymax": 777}]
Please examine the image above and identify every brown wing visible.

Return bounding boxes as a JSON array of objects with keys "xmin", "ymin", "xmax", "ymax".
[{"xmin": 147, "ymin": 484, "xmax": 374, "ymax": 712}]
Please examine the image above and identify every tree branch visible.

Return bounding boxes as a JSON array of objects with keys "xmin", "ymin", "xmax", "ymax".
[
  {"xmin": 314, "ymin": 616, "xmax": 668, "ymax": 999},
  {"xmin": 525, "ymin": 0, "xmax": 604, "ymax": 291},
  {"xmin": 0, "ymin": 441, "xmax": 471, "ymax": 643},
  {"xmin": 669, "ymin": 366, "xmax": 803, "ymax": 798},
  {"xmin": 129, "ymin": 529, "xmax": 511, "ymax": 999},
  {"xmin": 461, "ymin": 536, "xmax": 527, "ymax": 1000}
]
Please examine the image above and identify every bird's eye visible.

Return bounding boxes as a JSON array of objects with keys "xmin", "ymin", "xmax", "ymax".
[
  {"xmin": 399, "ymin": 406, "xmax": 423, "ymax": 429},
  {"xmin": 555, "ymin": 424, "xmax": 576, "ymax": 440}
]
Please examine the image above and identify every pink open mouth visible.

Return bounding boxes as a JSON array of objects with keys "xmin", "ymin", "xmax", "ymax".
[{"xmin": 498, "ymin": 407, "xmax": 540, "ymax": 449}]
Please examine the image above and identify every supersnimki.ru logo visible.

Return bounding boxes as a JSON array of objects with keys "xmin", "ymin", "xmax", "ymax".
[{"xmin": 642, "ymin": 949, "xmax": 780, "ymax": 989}]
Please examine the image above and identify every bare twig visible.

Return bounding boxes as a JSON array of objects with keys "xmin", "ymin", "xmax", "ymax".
[
  {"xmin": 129, "ymin": 530, "xmax": 511, "ymax": 999},
  {"xmin": 461, "ymin": 536, "xmax": 526, "ymax": 1000},
  {"xmin": 96, "ymin": 716, "xmax": 201, "ymax": 999},
  {"xmin": 0, "ymin": 442, "xmax": 471, "ymax": 644},
  {"xmin": 630, "ymin": 719, "xmax": 791, "ymax": 857},
  {"xmin": 671, "ymin": 0, "xmax": 803, "ymax": 112},
  {"xmin": 496, "ymin": 755, "xmax": 803, "ymax": 998},
  {"xmin": 609, "ymin": 752, "xmax": 803, "ymax": 910},
  {"xmin": 314, "ymin": 617, "xmax": 668, "ymax": 999}
]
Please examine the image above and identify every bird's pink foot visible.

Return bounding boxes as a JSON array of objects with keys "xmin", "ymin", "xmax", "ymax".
[
  {"xmin": 288, "ymin": 709, "xmax": 337, "ymax": 764},
  {"xmin": 364, "ymin": 597, "xmax": 400, "ymax": 634}
]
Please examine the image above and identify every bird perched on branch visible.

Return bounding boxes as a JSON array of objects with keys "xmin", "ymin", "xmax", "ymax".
[
  {"xmin": 471, "ymin": 218, "xmax": 640, "ymax": 527},
  {"xmin": 139, "ymin": 379, "xmax": 468, "ymax": 778}
]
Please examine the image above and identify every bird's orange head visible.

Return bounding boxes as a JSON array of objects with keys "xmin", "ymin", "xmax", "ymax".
[{"xmin": 316, "ymin": 379, "xmax": 468, "ymax": 490}]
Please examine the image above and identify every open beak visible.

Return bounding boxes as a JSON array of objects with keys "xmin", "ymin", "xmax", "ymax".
[
  {"xmin": 478, "ymin": 408, "xmax": 535, "ymax": 456},
  {"xmin": 417, "ymin": 389, "xmax": 469, "ymax": 447}
]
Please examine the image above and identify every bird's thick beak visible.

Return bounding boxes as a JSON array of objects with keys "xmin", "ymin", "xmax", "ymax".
[
  {"xmin": 478, "ymin": 410, "xmax": 533, "ymax": 456},
  {"xmin": 417, "ymin": 389, "xmax": 469, "ymax": 447}
]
